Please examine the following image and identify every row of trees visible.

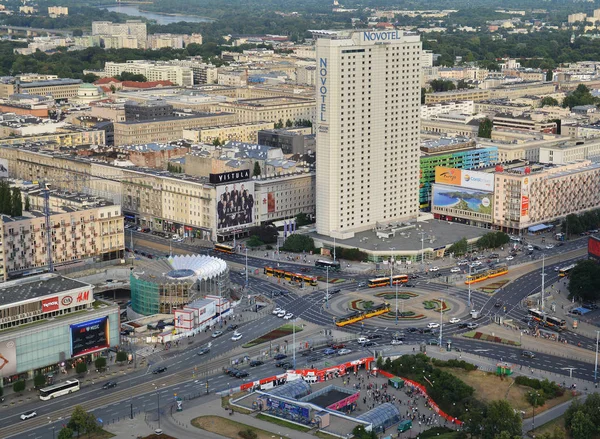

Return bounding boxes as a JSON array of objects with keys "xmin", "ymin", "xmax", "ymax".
[
  {"xmin": 561, "ymin": 208, "xmax": 600, "ymax": 236},
  {"xmin": 273, "ymin": 119, "xmax": 313, "ymax": 129},
  {"xmin": 567, "ymin": 260, "xmax": 600, "ymax": 302},
  {"xmin": 0, "ymin": 183, "xmax": 24, "ymax": 217},
  {"xmin": 564, "ymin": 393, "xmax": 600, "ymax": 439}
]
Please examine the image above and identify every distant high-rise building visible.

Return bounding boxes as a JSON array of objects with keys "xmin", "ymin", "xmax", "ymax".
[{"xmin": 313, "ymin": 30, "xmax": 422, "ymax": 238}]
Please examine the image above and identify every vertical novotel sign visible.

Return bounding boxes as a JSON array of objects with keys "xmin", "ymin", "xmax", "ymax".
[{"xmin": 319, "ymin": 58, "xmax": 327, "ymax": 123}]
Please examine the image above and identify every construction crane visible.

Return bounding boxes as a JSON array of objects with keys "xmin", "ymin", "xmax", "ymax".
[{"xmin": 31, "ymin": 172, "xmax": 157, "ymax": 274}]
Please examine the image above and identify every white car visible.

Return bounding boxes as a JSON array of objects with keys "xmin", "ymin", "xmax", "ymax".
[
  {"xmin": 427, "ymin": 322, "xmax": 440, "ymax": 329},
  {"xmin": 450, "ymin": 267, "xmax": 461, "ymax": 273},
  {"xmin": 506, "ymin": 255, "xmax": 514, "ymax": 261},
  {"xmin": 231, "ymin": 332, "xmax": 242, "ymax": 341},
  {"xmin": 283, "ymin": 313, "xmax": 294, "ymax": 320},
  {"xmin": 546, "ymin": 244, "xmax": 555, "ymax": 249},
  {"xmin": 272, "ymin": 308, "xmax": 283, "ymax": 315},
  {"xmin": 467, "ymin": 323, "xmax": 479, "ymax": 330},
  {"xmin": 449, "ymin": 317, "xmax": 461, "ymax": 324},
  {"xmin": 172, "ymin": 235, "xmax": 180, "ymax": 240},
  {"xmin": 429, "ymin": 266, "xmax": 439, "ymax": 272},
  {"xmin": 357, "ymin": 337, "xmax": 369, "ymax": 344},
  {"xmin": 20, "ymin": 410, "xmax": 36, "ymax": 421},
  {"xmin": 391, "ymin": 339, "xmax": 403, "ymax": 345},
  {"xmin": 527, "ymin": 245, "xmax": 534, "ymax": 251},
  {"xmin": 277, "ymin": 310, "xmax": 287, "ymax": 318},
  {"xmin": 470, "ymin": 261, "xmax": 482, "ymax": 267},
  {"xmin": 337, "ymin": 348, "xmax": 352, "ymax": 355}
]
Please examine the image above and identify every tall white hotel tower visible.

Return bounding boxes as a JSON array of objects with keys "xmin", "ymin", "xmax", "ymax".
[{"xmin": 313, "ymin": 30, "xmax": 422, "ymax": 239}]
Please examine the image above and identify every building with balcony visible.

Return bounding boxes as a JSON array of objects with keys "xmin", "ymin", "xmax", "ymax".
[{"xmin": 0, "ymin": 195, "xmax": 124, "ymax": 280}]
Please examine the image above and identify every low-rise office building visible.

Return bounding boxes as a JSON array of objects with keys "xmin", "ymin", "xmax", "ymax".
[
  {"xmin": 113, "ymin": 112, "xmax": 236, "ymax": 145},
  {"xmin": 539, "ymin": 138, "xmax": 600, "ymax": 164},
  {"xmin": 214, "ymin": 96, "xmax": 316, "ymax": 124},
  {"xmin": 257, "ymin": 128, "xmax": 315, "ymax": 155},
  {"xmin": 0, "ymin": 274, "xmax": 119, "ymax": 386},
  {"xmin": 183, "ymin": 121, "xmax": 275, "ymax": 144},
  {"xmin": 104, "ymin": 61, "xmax": 193, "ymax": 87}
]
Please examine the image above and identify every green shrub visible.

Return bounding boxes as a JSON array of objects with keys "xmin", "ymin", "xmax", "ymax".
[
  {"xmin": 239, "ymin": 428, "xmax": 258, "ymax": 439},
  {"xmin": 95, "ymin": 357, "xmax": 107, "ymax": 371},
  {"xmin": 33, "ymin": 374, "xmax": 46, "ymax": 389},
  {"xmin": 116, "ymin": 351, "xmax": 128, "ymax": 363},
  {"xmin": 12, "ymin": 380, "xmax": 25, "ymax": 393},
  {"xmin": 75, "ymin": 362, "xmax": 87, "ymax": 375}
]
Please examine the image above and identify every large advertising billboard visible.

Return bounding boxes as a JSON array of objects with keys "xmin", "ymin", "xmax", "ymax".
[
  {"xmin": 521, "ymin": 177, "xmax": 530, "ymax": 221},
  {"xmin": 432, "ymin": 184, "xmax": 493, "ymax": 217},
  {"xmin": 216, "ymin": 181, "xmax": 255, "ymax": 232},
  {"xmin": 589, "ymin": 236, "xmax": 600, "ymax": 261},
  {"xmin": 435, "ymin": 166, "xmax": 494, "ymax": 191},
  {"xmin": 267, "ymin": 192, "xmax": 276, "ymax": 213},
  {"xmin": 0, "ymin": 339, "xmax": 17, "ymax": 377},
  {"xmin": 0, "ymin": 159, "xmax": 8, "ymax": 179},
  {"xmin": 70, "ymin": 317, "xmax": 110, "ymax": 357}
]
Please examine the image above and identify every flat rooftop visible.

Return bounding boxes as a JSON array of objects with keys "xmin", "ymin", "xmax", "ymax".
[
  {"xmin": 0, "ymin": 274, "xmax": 91, "ymax": 307},
  {"xmin": 312, "ymin": 218, "xmax": 487, "ymax": 254}
]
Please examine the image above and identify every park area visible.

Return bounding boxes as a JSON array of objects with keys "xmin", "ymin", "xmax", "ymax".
[{"xmin": 192, "ymin": 415, "xmax": 281, "ymax": 439}]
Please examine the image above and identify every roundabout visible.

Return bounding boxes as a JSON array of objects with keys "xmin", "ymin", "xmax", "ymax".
[{"xmin": 330, "ymin": 286, "xmax": 467, "ymax": 327}]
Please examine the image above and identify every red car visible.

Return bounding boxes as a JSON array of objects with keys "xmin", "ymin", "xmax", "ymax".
[
  {"xmin": 300, "ymin": 267, "xmax": 310, "ymax": 272},
  {"xmin": 328, "ymin": 343, "xmax": 345, "ymax": 350}
]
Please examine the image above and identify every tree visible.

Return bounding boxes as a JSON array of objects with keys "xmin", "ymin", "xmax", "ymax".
[
  {"xmin": 285, "ymin": 119, "xmax": 293, "ymax": 127},
  {"xmin": 24, "ymin": 195, "xmax": 30, "ymax": 211},
  {"xmin": 247, "ymin": 235, "xmax": 263, "ymax": 248},
  {"xmin": 57, "ymin": 427, "xmax": 74, "ymax": 439},
  {"xmin": 477, "ymin": 231, "xmax": 509, "ymax": 249},
  {"xmin": 562, "ymin": 84, "xmax": 597, "ymax": 109},
  {"xmin": 11, "ymin": 187, "xmax": 22, "ymax": 217},
  {"xmin": 72, "ymin": 29, "xmax": 83, "ymax": 37},
  {"xmin": 253, "ymin": 161, "xmax": 261, "ymax": 177},
  {"xmin": 75, "ymin": 362, "xmax": 87, "ymax": 375},
  {"xmin": 421, "ymin": 87, "xmax": 427, "ymax": 104},
  {"xmin": 281, "ymin": 234, "xmax": 315, "ymax": 253},
  {"xmin": 116, "ymin": 351, "xmax": 128, "ymax": 363},
  {"xmin": 33, "ymin": 374, "xmax": 46, "ymax": 389},
  {"xmin": 0, "ymin": 180, "xmax": 11, "ymax": 215},
  {"xmin": 567, "ymin": 260, "xmax": 600, "ymax": 302},
  {"xmin": 480, "ymin": 400, "xmax": 522, "ymax": 439},
  {"xmin": 212, "ymin": 138, "xmax": 221, "ymax": 146},
  {"xmin": 295, "ymin": 212, "xmax": 312, "ymax": 227},
  {"xmin": 68, "ymin": 406, "xmax": 91, "ymax": 437},
  {"xmin": 248, "ymin": 225, "xmax": 278, "ymax": 244},
  {"xmin": 274, "ymin": 119, "xmax": 284, "ymax": 129},
  {"xmin": 82, "ymin": 73, "xmax": 99, "ymax": 83},
  {"xmin": 12, "ymin": 380, "xmax": 25, "ymax": 394},
  {"xmin": 115, "ymin": 72, "xmax": 147, "ymax": 82},
  {"xmin": 541, "ymin": 96, "xmax": 559, "ymax": 107},
  {"xmin": 478, "ymin": 118, "xmax": 493, "ymax": 138},
  {"xmin": 570, "ymin": 410, "xmax": 596, "ymax": 439},
  {"xmin": 546, "ymin": 70, "xmax": 553, "ymax": 81},
  {"xmin": 94, "ymin": 357, "xmax": 106, "ymax": 371},
  {"xmin": 446, "ymin": 237, "xmax": 468, "ymax": 256}
]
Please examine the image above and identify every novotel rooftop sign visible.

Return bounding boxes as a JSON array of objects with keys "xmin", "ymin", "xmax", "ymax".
[{"xmin": 362, "ymin": 30, "xmax": 404, "ymax": 42}]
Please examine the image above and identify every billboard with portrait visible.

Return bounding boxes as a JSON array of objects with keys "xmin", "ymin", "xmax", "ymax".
[
  {"xmin": 267, "ymin": 192, "xmax": 276, "ymax": 213},
  {"xmin": 0, "ymin": 339, "xmax": 17, "ymax": 377},
  {"xmin": 216, "ymin": 181, "xmax": 255, "ymax": 232},
  {"xmin": 521, "ymin": 177, "xmax": 530, "ymax": 221},
  {"xmin": 70, "ymin": 317, "xmax": 110, "ymax": 358},
  {"xmin": 0, "ymin": 159, "xmax": 8, "ymax": 179},
  {"xmin": 431, "ymin": 184, "xmax": 493, "ymax": 218}
]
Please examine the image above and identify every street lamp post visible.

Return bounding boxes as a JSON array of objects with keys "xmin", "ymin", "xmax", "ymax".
[
  {"xmin": 595, "ymin": 330, "xmax": 599, "ymax": 384},
  {"xmin": 420, "ymin": 233, "xmax": 426, "ymax": 271},
  {"xmin": 468, "ymin": 264, "xmax": 472, "ymax": 308},
  {"xmin": 531, "ymin": 392, "xmax": 538, "ymax": 435},
  {"xmin": 157, "ymin": 390, "xmax": 161, "ymax": 429},
  {"xmin": 292, "ymin": 319, "xmax": 296, "ymax": 369},
  {"xmin": 245, "ymin": 247, "xmax": 249, "ymax": 290},
  {"xmin": 439, "ymin": 298, "xmax": 444, "ymax": 348},
  {"xmin": 326, "ymin": 266, "xmax": 329, "ymax": 309},
  {"xmin": 541, "ymin": 253, "xmax": 546, "ymax": 312}
]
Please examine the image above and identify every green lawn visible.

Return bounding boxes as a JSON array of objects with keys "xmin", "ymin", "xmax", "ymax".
[{"xmin": 255, "ymin": 413, "xmax": 312, "ymax": 432}]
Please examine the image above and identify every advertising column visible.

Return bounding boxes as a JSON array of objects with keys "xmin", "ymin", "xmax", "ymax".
[{"xmin": 521, "ymin": 177, "xmax": 530, "ymax": 224}]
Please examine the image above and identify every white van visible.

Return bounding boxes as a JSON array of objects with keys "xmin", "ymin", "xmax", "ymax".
[{"xmin": 358, "ymin": 337, "xmax": 369, "ymax": 344}]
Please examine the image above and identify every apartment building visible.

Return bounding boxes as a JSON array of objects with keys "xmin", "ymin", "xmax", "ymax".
[
  {"xmin": 104, "ymin": 61, "xmax": 193, "ymax": 87},
  {"xmin": 421, "ymin": 101, "xmax": 474, "ymax": 119},
  {"xmin": 113, "ymin": 112, "xmax": 236, "ymax": 145},
  {"xmin": 425, "ymin": 89, "xmax": 492, "ymax": 104},
  {"xmin": 92, "ymin": 21, "xmax": 147, "ymax": 48},
  {"xmin": 0, "ymin": 197, "xmax": 124, "ymax": 280},
  {"xmin": 0, "ymin": 128, "xmax": 106, "ymax": 147},
  {"xmin": 0, "ymin": 143, "xmax": 315, "ymax": 241},
  {"xmin": 492, "ymin": 113, "xmax": 557, "ymax": 133},
  {"xmin": 215, "ymin": 97, "xmax": 316, "ymax": 124},
  {"xmin": 182, "ymin": 121, "xmax": 275, "ymax": 144},
  {"xmin": 16, "ymin": 79, "xmax": 82, "ymax": 101},
  {"xmin": 254, "ymin": 172, "xmax": 316, "ymax": 223},
  {"xmin": 48, "ymin": 6, "xmax": 68, "ymax": 17}
]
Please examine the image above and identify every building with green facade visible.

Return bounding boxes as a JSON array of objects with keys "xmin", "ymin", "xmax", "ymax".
[{"xmin": 420, "ymin": 137, "xmax": 498, "ymax": 209}]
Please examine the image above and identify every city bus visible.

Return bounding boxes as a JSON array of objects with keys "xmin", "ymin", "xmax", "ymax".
[
  {"xmin": 368, "ymin": 275, "xmax": 409, "ymax": 288},
  {"xmin": 214, "ymin": 243, "xmax": 235, "ymax": 254},
  {"xmin": 315, "ymin": 260, "xmax": 341, "ymax": 271},
  {"xmin": 558, "ymin": 264, "xmax": 576, "ymax": 278},
  {"xmin": 39, "ymin": 379, "xmax": 80, "ymax": 400}
]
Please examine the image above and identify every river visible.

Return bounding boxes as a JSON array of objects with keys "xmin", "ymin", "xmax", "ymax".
[{"xmin": 103, "ymin": 5, "xmax": 212, "ymax": 25}]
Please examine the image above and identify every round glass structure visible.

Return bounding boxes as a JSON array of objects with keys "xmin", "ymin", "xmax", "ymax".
[{"xmin": 130, "ymin": 255, "xmax": 230, "ymax": 316}]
